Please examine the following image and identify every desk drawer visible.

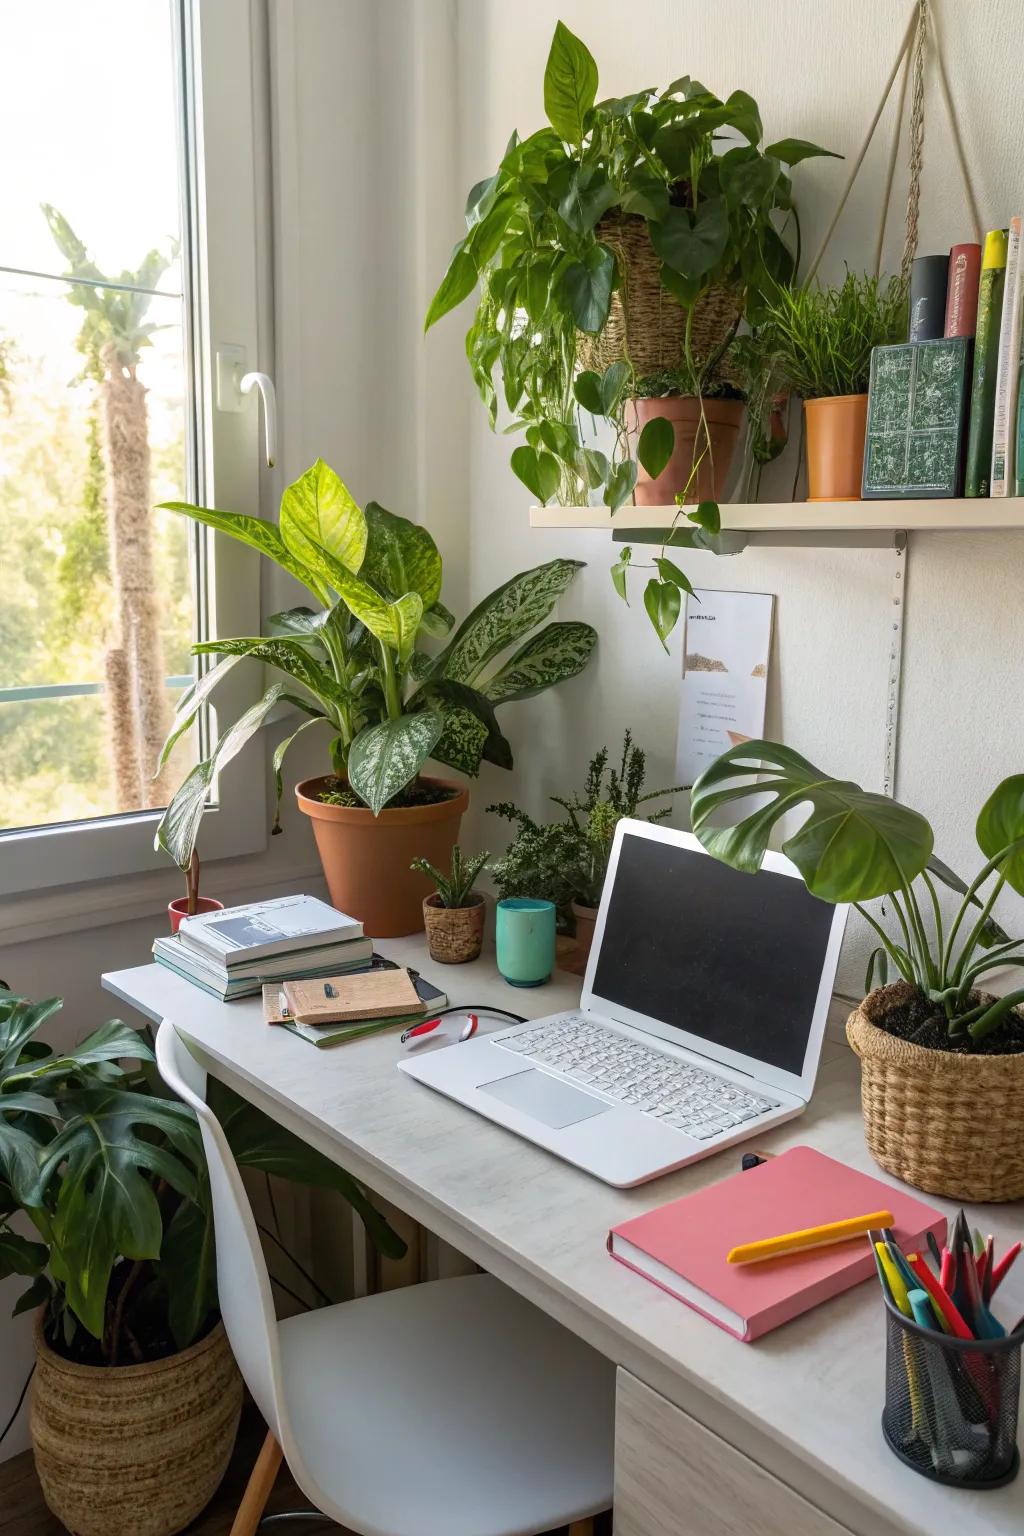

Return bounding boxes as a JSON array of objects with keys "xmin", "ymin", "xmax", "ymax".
[{"xmin": 614, "ymin": 1370, "xmax": 853, "ymax": 1536}]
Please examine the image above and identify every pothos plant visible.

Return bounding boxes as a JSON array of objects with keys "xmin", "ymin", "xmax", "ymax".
[
  {"xmin": 425, "ymin": 20, "xmax": 836, "ymax": 645},
  {"xmin": 690, "ymin": 741, "xmax": 1024, "ymax": 1047},
  {"xmin": 155, "ymin": 458, "xmax": 596, "ymax": 869},
  {"xmin": 0, "ymin": 991, "xmax": 402, "ymax": 1365}
]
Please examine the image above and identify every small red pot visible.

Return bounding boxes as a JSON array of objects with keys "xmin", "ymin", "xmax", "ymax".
[{"xmin": 168, "ymin": 896, "xmax": 224, "ymax": 934}]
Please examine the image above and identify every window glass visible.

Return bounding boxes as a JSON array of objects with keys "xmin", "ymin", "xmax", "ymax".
[{"xmin": 0, "ymin": 0, "xmax": 199, "ymax": 832}]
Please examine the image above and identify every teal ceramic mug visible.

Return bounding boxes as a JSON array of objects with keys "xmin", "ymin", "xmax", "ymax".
[{"xmin": 495, "ymin": 898, "xmax": 556, "ymax": 988}]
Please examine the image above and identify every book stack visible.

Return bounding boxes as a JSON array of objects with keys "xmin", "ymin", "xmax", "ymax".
[
  {"xmin": 153, "ymin": 894, "xmax": 372, "ymax": 1001},
  {"xmin": 864, "ymin": 225, "xmax": 1024, "ymax": 499}
]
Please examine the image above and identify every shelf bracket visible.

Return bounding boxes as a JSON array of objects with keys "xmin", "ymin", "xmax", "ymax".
[
  {"xmin": 611, "ymin": 527, "xmax": 749, "ymax": 556},
  {"xmin": 882, "ymin": 531, "xmax": 909, "ymax": 797}
]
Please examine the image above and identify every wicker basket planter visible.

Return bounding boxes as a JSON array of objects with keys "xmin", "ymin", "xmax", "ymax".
[
  {"xmin": 846, "ymin": 982, "xmax": 1024, "ymax": 1202},
  {"xmin": 423, "ymin": 892, "xmax": 486, "ymax": 964},
  {"xmin": 577, "ymin": 213, "xmax": 743, "ymax": 378},
  {"xmin": 32, "ymin": 1316, "xmax": 242, "ymax": 1536}
]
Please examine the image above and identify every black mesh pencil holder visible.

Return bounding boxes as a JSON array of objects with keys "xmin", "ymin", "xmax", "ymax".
[{"xmin": 882, "ymin": 1296, "xmax": 1022, "ymax": 1488}]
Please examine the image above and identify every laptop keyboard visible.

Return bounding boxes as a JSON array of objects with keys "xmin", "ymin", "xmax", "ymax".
[{"xmin": 493, "ymin": 1014, "xmax": 781, "ymax": 1140}]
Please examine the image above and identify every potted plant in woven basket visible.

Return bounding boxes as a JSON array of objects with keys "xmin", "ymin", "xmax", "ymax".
[
  {"xmin": 157, "ymin": 459, "xmax": 595, "ymax": 937},
  {"xmin": 748, "ymin": 271, "xmax": 908, "ymax": 500},
  {"xmin": 0, "ymin": 989, "xmax": 403, "ymax": 1536},
  {"xmin": 424, "ymin": 20, "xmax": 836, "ymax": 644},
  {"xmin": 690, "ymin": 740, "xmax": 1024, "ymax": 1203},
  {"xmin": 412, "ymin": 845, "xmax": 490, "ymax": 964},
  {"xmin": 490, "ymin": 731, "xmax": 686, "ymax": 972}
]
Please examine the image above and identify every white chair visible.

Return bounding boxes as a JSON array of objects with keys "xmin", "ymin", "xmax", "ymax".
[{"xmin": 155, "ymin": 1020, "xmax": 615, "ymax": 1536}]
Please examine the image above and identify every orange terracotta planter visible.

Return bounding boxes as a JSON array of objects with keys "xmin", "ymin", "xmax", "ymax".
[
  {"xmin": 628, "ymin": 395, "xmax": 744, "ymax": 506},
  {"xmin": 804, "ymin": 393, "xmax": 868, "ymax": 501},
  {"xmin": 296, "ymin": 776, "xmax": 468, "ymax": 938}
]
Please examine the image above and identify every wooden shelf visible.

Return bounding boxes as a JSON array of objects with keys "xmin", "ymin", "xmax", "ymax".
[{"xmin": 529, "ymin": 499, "xmax": 1024, "ymax": 536}]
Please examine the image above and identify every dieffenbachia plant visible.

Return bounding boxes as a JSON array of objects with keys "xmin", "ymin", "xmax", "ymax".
[
  {"xmin": 690, "ymin": 740, "xmax": 1024, "ymax": 1045},
  {"xmin": 155, "ymin": 459, "xmax": 596, "ymax": 866}
]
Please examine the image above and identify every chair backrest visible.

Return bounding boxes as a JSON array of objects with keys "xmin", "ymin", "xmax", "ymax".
[{"xmin": 155, "ymin": 1020, "xmax": 284, "ymax": 1441}]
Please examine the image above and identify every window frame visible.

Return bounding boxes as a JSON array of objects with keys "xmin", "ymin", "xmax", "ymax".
[{"xmin": 0, "ymin": 0, "xmax": 271, "ymax": 899}]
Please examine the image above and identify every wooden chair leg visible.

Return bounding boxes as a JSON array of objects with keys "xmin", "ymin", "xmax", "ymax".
[
  {"xmin": 568, "ymin": 1521, "xmax": 595, "ymax": 1535},
  {"xmin": 229, "ymin": 1430, "xmax": 284, "ymax": 1536}
]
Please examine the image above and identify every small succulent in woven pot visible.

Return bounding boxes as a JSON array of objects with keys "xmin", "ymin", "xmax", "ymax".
[
  {"xmin": 690, "ymin": 740, "xmax": 1024, "ymax": 1202},
  {"xmin": 413, "ymin": 846, "xmax": 489, "ymax": 964}
]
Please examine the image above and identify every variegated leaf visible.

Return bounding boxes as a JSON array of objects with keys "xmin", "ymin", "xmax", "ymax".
[
  {"xmin": 160, "ymin": 501, "xmax": 326, "ymax": 601},
  {"xmin": 429, "ymin": 704, "xmax": 490, "ymax": 777},
  {"xmin": 348, "ymin": 712, "xmax": 444, "ymax": 816},
  {"xmin": 429, "ymin": 559, "xmax": 586, "ymax": 686},
  {"xmin": 192, "ymin": 638, "xmax": 349, "ymax": 716},
  {"xmin": 363, "ymin": 503, "xmax": 442, "ymax": 607},
  {"xmin": 279, "ymin": 459, "xmax": 368, "ymax": 585},
  {"xmin": 332, "ymin": 572, "xmax": 423, "ymax": 662},
  {"xmin": 482, "ymin": 621, "xmax": 597, "ymax": 702},
  {"xmin": 411, "ymin": 679, "xmax": 512, "ymax": 770},
  {"xmin": 156, "ymin": 655, "xmax": 242, "ymax": 773}
]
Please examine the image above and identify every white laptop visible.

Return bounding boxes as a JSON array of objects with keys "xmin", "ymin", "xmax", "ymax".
[{"xmin": 400, "ymin": 819, "xmax": 848, "ymax": 1187}]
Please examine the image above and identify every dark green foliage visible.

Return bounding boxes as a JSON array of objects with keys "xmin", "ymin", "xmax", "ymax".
[{"xmin": 410, "ymin": 845, "xmax": 489, "ymax": 908}]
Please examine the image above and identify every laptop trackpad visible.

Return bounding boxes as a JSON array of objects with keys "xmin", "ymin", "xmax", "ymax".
[{"xmin": 478, "ymin": 1069, "xmax": 611, "ymax": 1129}]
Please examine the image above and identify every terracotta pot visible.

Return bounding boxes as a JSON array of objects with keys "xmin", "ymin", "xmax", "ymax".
[
  {"xmin": 627, "ymin": 395, "xmax": 745, "ymax": 506},
  {"xmin": 167, "ymin": 895, "xmax": 224, "ymax": 935},
  {"xmin": 804, "ymin": 393, "xmax": 868, "ymax": 501},
  {"xmin": 31, "ymin": 1317, "xmax": 242, "ymax": 1536},
  {"xmin": 296, "ymin": 776, "xmax": 468, "ymax": 938},
  {"xmin": 571, "ymin": 900, "xmax": 599, "ymax": 968},
  {"xmin": 847, "ymin": 982, "xmax": 1024, "ymax": 1201},
  {"xmin": 423, "ymin": 892, "xmax": 486, "ymax": 964}
]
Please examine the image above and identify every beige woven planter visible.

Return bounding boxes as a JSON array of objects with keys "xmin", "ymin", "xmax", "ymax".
[
  {"xmin": 423, "ymin": 892, "xmax": 486, "ymax": 964},
  {"xmin": 32, "ymin": 1317, "xmax": 242, "ymax": 1536},
  {"xmin": 847, "ymin": 981, "xmax": 1024, "ymax": 1202},
  {"xmin": 577, "ymin": 213, "xmax": 743, "ymax": 379}
]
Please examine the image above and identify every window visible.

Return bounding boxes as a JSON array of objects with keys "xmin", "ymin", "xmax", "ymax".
[{"xmin": 0, "ymin": 0, "xmax": 268, "ymax": 897}]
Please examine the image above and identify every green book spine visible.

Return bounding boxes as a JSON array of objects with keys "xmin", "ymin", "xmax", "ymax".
[{"xmin": 965, "ymin": 264, "xmax": 1005, "ymax": 496}]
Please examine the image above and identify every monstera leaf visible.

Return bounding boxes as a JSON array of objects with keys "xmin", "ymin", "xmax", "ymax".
[
  {"xmin": 38, "ymin": 1088, "xmax": 203, "ymax": 1338},
  {"xmin": 976, "ymin": 775, "xmax": 1024, "ymax": 897},
  {"xmin": 690, "ymin": 740, "xmax": 934, "ymax": 903}
]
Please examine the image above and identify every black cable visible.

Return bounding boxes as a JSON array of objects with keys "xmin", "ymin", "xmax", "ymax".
[
  {"xmin": 0, "ymin": 1364, "xmax": 34, "ymax": 1448},
  {"xmin": 423, "ymin": 1005, "xmax": 528, "ymax": 1026}
]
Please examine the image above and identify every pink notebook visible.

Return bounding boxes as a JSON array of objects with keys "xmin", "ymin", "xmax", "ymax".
[{"xmin": 608, "ymin": 1146, "xmax": 946, "ymax": 1342}]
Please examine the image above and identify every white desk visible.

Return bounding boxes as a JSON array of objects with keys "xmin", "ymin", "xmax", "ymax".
[{"xmin": 104, "ymin": 941, "xmax": 1024, "ymax": 1536}]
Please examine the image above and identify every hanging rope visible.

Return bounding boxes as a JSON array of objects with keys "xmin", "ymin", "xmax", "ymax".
[{"xmin": 900, "ymin": 0, "xmax": 928, "ymax": 286}]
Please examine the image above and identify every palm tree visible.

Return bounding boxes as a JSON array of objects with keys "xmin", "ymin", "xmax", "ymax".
[{"xmin": 43, "ymin": 205, "xmax": 175, "ymax": 810}]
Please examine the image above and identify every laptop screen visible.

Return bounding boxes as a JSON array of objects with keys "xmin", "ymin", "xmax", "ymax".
[{"xmin": 590, "ymin": 831, "xmax": 837, "ymax": 1075}]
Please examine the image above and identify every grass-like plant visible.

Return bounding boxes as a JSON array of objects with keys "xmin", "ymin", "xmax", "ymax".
[
  {"xmin": 690, "ymin": 740, "xmax": 1024, "ymax": 1047},
  {"xmin": 410, "ymin": 846, "xmax": 489, "ymax": 908},
  {"xmin": 754, "ymin": 271, "xmax": 908, "ymax": 399}
]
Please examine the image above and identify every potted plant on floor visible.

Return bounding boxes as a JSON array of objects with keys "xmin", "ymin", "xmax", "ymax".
[
  {"xmin": 425, "ymin": 21, "xmax": 836, "ymax": 642},
  {"xmin": 156, "ymin": 458, "xmax": 596, "ymax": 937},
  {"xmin": 411, "ymin": 846, "xmax": 490, "ymax": 964},
  {"xmin": 750, "ymin": 271, "xmax": 908, "ymax": 500},
  {"xmin": 490, "ymin": 732, "xmax": 685, "ymax": 969},
  {"xmin": 690, "ymin": 739, "xmax": 1024, "ymax": 1201},
  {"xmin": 0, "ymin": 989, "xmax": 403, "ymax": 1536}
]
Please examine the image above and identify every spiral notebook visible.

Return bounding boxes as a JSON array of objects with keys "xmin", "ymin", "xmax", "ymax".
[{"xmin": 608, "ymin": 1146, "xmax": 946, "ymax": 1341}]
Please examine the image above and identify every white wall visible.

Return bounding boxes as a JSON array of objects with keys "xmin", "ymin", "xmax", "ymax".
[{"xmin": 443, "ymin": 0, "xmax": 1024, "ymax": 994}]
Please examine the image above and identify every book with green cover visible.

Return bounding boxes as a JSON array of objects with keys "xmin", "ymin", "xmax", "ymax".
[
  {"xmin": 862, "ymin": 337, "xmax": 970, "ymax": 499},
  {"xmin": 965, "ymin": 227, "xmax": 1008, "ymax": 496}
]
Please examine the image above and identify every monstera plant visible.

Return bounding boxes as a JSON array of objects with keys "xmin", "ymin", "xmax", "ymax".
[{"xmin": 156, "ymin": 459, "xmax": 596, "ymax": 935}]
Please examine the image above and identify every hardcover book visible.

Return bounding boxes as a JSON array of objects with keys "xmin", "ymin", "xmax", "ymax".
[
  {"xmin": 944, "ymin": 242, "xmax": 981, "ymax": 339},
  {"xmin": 908, "ymin": 253, "xmax": 949, "ymax": 343},
  {"xmin": 862, "ymin": 337, "xmax": 970, "ymax": 499},
  {"xmin": 965, "ymin": 227, "xmax": 1008, "ymax": 497},
  {"xmin": 991, "ymin": 215, "xmax": 1023, "ymax": 496}
]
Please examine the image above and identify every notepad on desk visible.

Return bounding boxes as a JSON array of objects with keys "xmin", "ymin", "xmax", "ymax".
[
  {"xmin": 263, "ymin": 965, "xmax": 448, "ymax": 1047},
  {"xmin": 607, "ymin": 1146, "xmax": 946, "ymax": 1341}
]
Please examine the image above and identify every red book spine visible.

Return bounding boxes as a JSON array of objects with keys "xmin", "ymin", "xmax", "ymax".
[{"xmin": 945, "ymin": 242, "xmax": 982, "ymax": 337}]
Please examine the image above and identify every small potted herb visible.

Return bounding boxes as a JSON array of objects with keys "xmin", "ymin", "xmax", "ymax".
[
  {"xmin": 412, "ymin": 846, "xmax": 490, "ymax": 964},
  {"xmin": 691, "ymin": 739, "xmax": 1024, "ymax": 1201},
  {"xmin": 752, "ymin": 271, "xmax": 908, "ymax": 501},
  {"xmin": 490, "ymin": 733, "xmax": 686, "ymax": 967}
]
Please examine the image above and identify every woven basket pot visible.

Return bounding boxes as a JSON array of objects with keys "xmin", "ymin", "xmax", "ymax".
[
  {"xmin": 846, "ymin": 982, "xmax": 1024, "ymax": 1202},
  {"xmin": 423, "ymin": 892, "xmax": 486, "ymax": 964},
  {"xmin": 577, "ymin": 213, "xmax": 743, "ymax": 378},
  {"xmin": 32, "ymin": 1317, "xmax": 242, "ymax": 1536}
]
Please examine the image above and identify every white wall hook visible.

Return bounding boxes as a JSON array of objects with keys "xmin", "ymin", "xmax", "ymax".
[{"xmin": 240, "ymin": 370, "xmax": 277, "ymax": 468}]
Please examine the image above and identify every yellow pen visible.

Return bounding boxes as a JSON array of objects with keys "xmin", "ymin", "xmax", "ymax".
[
  {"xmin": 726, "ymin": 1211, "xmax": 895, "ymax": 1266},
  {"xmin": 874, "ymin": 1240, "xmax": 912, "ymax": 1316}
]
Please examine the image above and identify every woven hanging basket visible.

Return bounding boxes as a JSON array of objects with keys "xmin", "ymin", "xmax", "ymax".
[
  {"xmin": 847, "ymin": 982, "xmax": 1024, "ymax": 1203},
  {"xmin": 577, "ymin": 212, "xmax": 743, "ymax": 380},
  {"xmin": 31, "ymin": 1316, "xmax": 242, "ymax": 1536},
  {"xmin": 423, "ymin": 892, "xmax": 486, "ymax": 964}
]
